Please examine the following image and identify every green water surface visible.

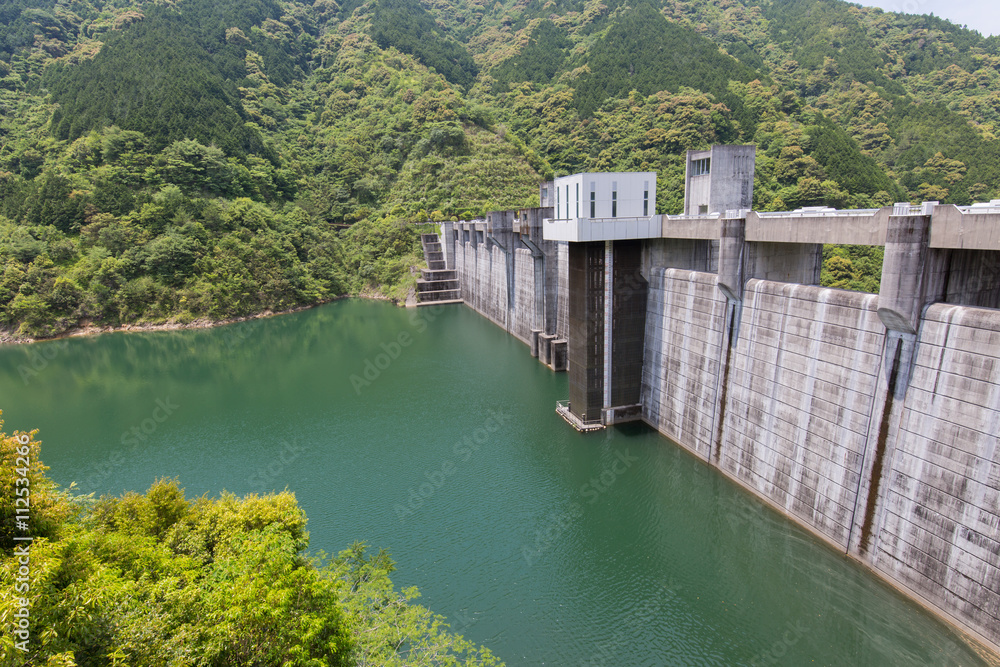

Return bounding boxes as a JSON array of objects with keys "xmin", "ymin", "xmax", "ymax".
[{"xmin": 0, "ymin": 299, "xmax": 992, "ymax": 666}]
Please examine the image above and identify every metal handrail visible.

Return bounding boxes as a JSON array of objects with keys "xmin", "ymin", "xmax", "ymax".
[
  {"xmin": 754, "ymin": 209, "xmax": 880, "ymax": 218},
  {"xmin": 958, "ymin": 203, "xmax": 1000, "ymax": 214},
  {"xmin": 664, "ymin": 213, "xmax": 722, "ymax": 221}
]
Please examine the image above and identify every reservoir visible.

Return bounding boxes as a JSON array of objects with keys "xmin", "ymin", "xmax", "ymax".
[{"xmin": 0, "ymin": 299, "xmax": 992, "ymax": 665}]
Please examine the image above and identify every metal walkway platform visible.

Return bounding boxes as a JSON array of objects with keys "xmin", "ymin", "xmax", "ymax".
[{"xmin": 556, "ymin": 400, "xmax": 605, "ymax": 432}]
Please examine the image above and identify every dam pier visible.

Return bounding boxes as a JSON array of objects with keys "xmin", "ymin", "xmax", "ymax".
[{"xmin": 428, "ymin": 145, "xmax": 1000, "ymax": 655}]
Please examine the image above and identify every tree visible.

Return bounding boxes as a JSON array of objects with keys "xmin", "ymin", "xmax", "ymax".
[
  {"xmin": 917, "ymin": 182, "xmax": 949, "ymax": 202},
  {"xmin": 0, "ymin": 415, "xmax": 70, "ymax": 549},
  {"xmin": 22, "ymin": 174, "xmax": 87, "ymax": 234},
  {"xmin": 774, "ymin": 146, "xmax": 825, "ymax": 184},
  {"xmin": 143, "ymin": 233, "xmax": 203, "ymax": 286},
  {"xmin": 824, "ymin": 254, "xmax": 856, "ymax": 288},
  {"xmin": 158, "ymin": 139, "xmax": 234, "ymax": 196}
]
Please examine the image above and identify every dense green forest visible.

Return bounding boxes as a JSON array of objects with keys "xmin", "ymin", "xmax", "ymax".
[
  {"xmin": 1, "ymin": 0, "xmax": 999, "ymax": 339},
  {"xmin": 0, "ymin": 419, "xmax": 502, "ymax": 665}
]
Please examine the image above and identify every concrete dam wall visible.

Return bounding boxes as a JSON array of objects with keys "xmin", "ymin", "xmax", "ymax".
[
  {"xmin": 638, "ymin": 211, "xmax": 1000, "ymax": 652},
  {"xmin": 642, "ymin": 268, "xmax": 729, "ymax": 460},
  {"xmin": 443, "ymin": 210, "xmax": 570, "ymax": 369},
  {"xmin": 879, "ymin": 304, "xmax": 1000, "ymax": 644},
  {"xmin": 435, "ymin": 204, "xmax": 1000, "ymax": 654},
  {"xmin": 720, "ymin": 280, "xmax": 883, "ymax": 550}
]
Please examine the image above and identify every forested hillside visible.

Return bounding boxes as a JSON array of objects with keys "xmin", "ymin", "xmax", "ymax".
[{"xmin": 1, "ymin": 0, "xmax": 999, "ymax": 338}]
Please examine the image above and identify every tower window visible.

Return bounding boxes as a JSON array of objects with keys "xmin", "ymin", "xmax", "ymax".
[
  {"xmin": 691, "ymin": 158, "xmax": 711, "ymax": 176},
  {"xmin": 611, "ymin": 181, "xmax": 618, "ymax": 218}
]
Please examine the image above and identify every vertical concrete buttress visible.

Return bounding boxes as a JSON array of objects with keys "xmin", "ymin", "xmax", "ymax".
[
  {"xmin": 717, "ymin": 217, "xmax": 746, "ymax": 302},
  {"xmin": 878, "ymin": 215, "xmax": 933, "ymax": 335},
  {"xmin": 852, "ymin": 214, "xmax": 931, "ymax": 559}
]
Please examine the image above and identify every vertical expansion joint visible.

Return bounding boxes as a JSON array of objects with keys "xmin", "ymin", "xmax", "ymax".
[
  {"xmin": 858, "ymin": 337, "xmax": 903, "ymax": 556},
  {"xmin": 712, "ymin": 302, "xmax": 738, "ymax": 464}
]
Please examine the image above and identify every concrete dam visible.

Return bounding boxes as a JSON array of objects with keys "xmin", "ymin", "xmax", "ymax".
[{"xmin": 421, "ymin": 146, "xmax": 1000, "ymax": 656}]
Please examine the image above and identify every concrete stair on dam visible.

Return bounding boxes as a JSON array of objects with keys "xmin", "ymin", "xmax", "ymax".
[{"xmin": 417, "ymin": 233, "xmax": 462, "ymax": 306}]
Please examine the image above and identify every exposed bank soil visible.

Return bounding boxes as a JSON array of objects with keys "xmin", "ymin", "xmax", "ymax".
[{"xmin": 0, "ymin": 293, "xmax": 406, "ymax": 346}]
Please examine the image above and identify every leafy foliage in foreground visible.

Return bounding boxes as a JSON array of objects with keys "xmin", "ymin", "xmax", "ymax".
[{"xmin": 0, "ymin": 419, "xmax": 502, "ymax": 666}]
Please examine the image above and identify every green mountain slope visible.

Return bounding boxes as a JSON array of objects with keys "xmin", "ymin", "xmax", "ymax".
[
  {"xmin": 569, "ymin": 2, "xmax": 759, "ymax": 117},
  {"xmin": 368, "ymin": 0, "xmax": 479, "ymax": 89},
  {"xmin": 47, "ymin": 17, "xmax": 264, "ymax": 158},
  {"xmin": 0, "ymin": 0, "xmax": 999, "ymax": 339},
  {"xmin": 491, "ymin": 19, "xmax": 572, "ymax": 88}
]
